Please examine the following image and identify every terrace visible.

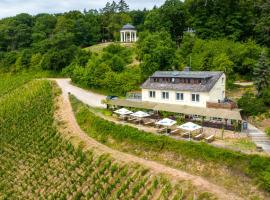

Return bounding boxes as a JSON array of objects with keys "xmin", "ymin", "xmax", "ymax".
[{"xmin": 106, "ymin": 98, "xmax": 243, "ymax": 131}]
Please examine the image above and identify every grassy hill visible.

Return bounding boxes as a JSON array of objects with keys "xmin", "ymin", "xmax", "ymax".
[
  {"xmin": 84, "ymin": 42, "xmax": 135, "ymax": 54},
  {"xmin": 0, "ymin": 76, "xmax": 214, "ymax": 199}
]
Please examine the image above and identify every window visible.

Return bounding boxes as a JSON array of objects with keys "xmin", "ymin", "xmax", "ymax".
[
  {"xmin": 162, "ymin": 92, "xmax": 169, "ymax": 100},
  {"xmin": 176, "ymin": 93, "xmax": 184, "ymax": 101},
  {"xmin": 191, "ymin": 94, "xmax": 200, "ymax": 102},
  {"xmin": 149, "ymin": 91, "xmax": 156, "ymax": 98},
  {"xmin": 222, "ymin": 77, "xmax": 224, "ymax": 84}
]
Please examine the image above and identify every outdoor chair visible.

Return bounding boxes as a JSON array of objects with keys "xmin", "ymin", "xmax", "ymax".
[
  {"xmin": 143, "ymin": 120, "xmax": 155, "ymax": 126},
  {"xmin": 170, "ymin": 129, "xmax": 179, "ymax": 135},
  {"xmin": 157, "ymin": 127, "xmax": 167, "ymax": 133},
  {"xmin": 205, "ymin": 135, "xmax": 215, "ymax": 143},
  {"xmin": 134, "ymin": 119, "xmax": 142, "ymax": 124},
  {"xmin": 182, "ymin": 132, "xmax": 190, "ymax": 138},
  {"xmin": 128, "ymin": 117, "xmax": 136, "ymax": 122},
  {"xmin": 194, "ymin": 133, "xmax": 204, "ymax": 140}
]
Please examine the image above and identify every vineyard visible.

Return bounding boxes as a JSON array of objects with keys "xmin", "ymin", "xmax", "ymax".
[
  {"xmin": 0, "ymin": 73, "xmax": 32, "ymax": 97},
  {"xmin": 0, "ymin": 79, "xmax": 215, "ymax": 199}
]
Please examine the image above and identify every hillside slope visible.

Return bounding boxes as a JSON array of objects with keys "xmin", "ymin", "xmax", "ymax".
[{"xmin": 0, "ymin": 79, "xmax": 216, "ymax": 199}]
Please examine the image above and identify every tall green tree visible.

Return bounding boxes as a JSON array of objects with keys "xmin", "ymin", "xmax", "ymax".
[
  {"xmin": 253, "ymin": 51, "xmax": 270, "ymax": 95},
  {"xmin": 117, "ymin": 0, "xmax": 129, "ymax": 13},
  {"xmin": 137, "ymin": 31, "xmax": 176, "ymax": 79}
]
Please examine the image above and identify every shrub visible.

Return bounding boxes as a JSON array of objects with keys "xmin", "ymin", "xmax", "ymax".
[{"xmin": 238, "ymin": 91, "xmax": 267, "ymax": 116}]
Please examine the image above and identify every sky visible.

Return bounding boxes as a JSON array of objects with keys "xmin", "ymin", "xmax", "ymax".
[{"xmin": 0, "ymin": 0, "xmax": 165, "ymax": 19}]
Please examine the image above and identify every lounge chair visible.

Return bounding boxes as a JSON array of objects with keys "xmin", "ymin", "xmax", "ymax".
[
  {"xmin": 194, "ymin": 133, "xmax": 204, "ymax": 140},
  {"xmin": 182, "ymin": 132, "xmax": 190, "ymax": 138},
  {"xmin": 205, "ymin": 135, "xmax": 215, "ymax": 143},
  {"xmin": 143, "ymin": 120, "xmax": 155, "ymax": 126},
  {"xmin": 170, "ymin": 129, "xmax": 179, "ymax": 135},
  {"xmin": 157, "ymin": 127, "xmax": 167, "ymax": 133},
  {"xmin": 128, "ymin": 117, "xmax": 136, "ymax": 122},
  {"xmin": 134, "ymin": 119, "xmax": 142, "ymax": 124}
]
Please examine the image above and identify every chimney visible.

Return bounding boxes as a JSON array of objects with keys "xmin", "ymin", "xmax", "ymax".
[{"xmin": 183, "ymin": 66, "xmax": 191, "ymax": 72}]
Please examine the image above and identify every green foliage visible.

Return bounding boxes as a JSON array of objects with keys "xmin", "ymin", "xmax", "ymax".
[
  {"xmin": 71, "ymin": 97, "xmax": 270, "ymax": 192},
  {"xmin": 253, "ymin": 51, "xmax": 270, "ymax": 96},
  {"xmin": 66, "ymin": 44, "xmax": 139, "ymax": 95},
  {"xmin": 144, "ymin": 0, "xmax": 187, "ymax": 44},
  {"xmin": 237, "ymin": 91, "xmax": 267, "ymax": 116},
  {"xmin": 177, "ymin": 35, "xmax": 264, "ymax": 79},
  {"xmin": 266, "ymin": 127, "xmax": 270, "ymax": 138},
  {"xmin": 137, "ymin": 31, "xmax": 176, "ymax": 79},
  {"xmin": 261, "ymin": 87, "xmax": 270, "ymax": 106}
]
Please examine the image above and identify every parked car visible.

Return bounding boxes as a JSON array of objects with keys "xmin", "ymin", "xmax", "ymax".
[{"xmin": 106, "ymin": 95, "xmax": 118, "ymax": 100}]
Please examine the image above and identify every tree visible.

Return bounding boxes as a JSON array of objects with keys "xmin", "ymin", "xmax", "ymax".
[
  {"xmin": 238, "ymin": 91, "xmax": 267, "ymax": 116},
  {"xmin": 117, "ymin": 0, "xmax": 129, "ymax": 13},
  {"xmin": 137, "ymin": 31, "xmax": 176, "ymax": 79},
  {"xmin": 254, "ymin": 0, "xmax": 270, "ymax": 48},
  {"xmin": 253, "ymin": 51, "xmax": 270, "ymax": 95},
  {"xmin": 159, "ymin": 0, "xmax": 187, "ymax": 44},
  {"xmin": 213, "ymin": 53, "xmax": 234, "ymax": 74}
]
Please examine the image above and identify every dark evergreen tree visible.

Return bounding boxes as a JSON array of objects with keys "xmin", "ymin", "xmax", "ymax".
[
  {"xmin": 253, "ymin": 51, "xmax": 270, "ymax": 95},
  {"xmin": 117, "ymin": 0, "xmax": 129, "ymax": 13}
]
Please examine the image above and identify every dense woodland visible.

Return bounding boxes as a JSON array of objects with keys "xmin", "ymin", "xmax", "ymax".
[{"xmin": 0, "ymin": 0, "xmax": 270, "ymax": 115}]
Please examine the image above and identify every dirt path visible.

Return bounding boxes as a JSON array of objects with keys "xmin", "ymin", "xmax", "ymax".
[{"xmin": 54, "ymin": 81, "xmax": 243, "ymax": 200}]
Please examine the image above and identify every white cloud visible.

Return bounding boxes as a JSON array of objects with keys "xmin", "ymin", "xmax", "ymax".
[{"xmin": 0, "ymin": 0, "xmax": 165, "ymax": 19}]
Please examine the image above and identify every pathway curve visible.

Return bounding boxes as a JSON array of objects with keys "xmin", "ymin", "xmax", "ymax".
[
  {"xmin": 53, "ymin": 78, "xmax": 243, "ymax": 200},
  {"xmin": 248, "ymin": 123, "xmax": 270, "ymax": 153},
  {"xmin": 54, "ymin": 78, "xmax": 106, "ymax": 108}
]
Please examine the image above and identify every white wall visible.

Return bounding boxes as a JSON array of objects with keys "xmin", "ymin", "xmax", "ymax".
[
  {"xmin": 209, "ymin": 73, "xmax": 226, "ymax": 102},
  {"xmin": 142, "ymin": 89, "xmax": 210, "ymax": 107},
  {"xmin": 141, "ymin": 73, "xmax": 226, "ymax": 108}
]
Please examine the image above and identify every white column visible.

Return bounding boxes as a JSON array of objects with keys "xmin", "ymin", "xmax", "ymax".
[
  {"xmin": 129, "ymin": 31, "xmax": 131, "ymax": 42},
  {"xmin": 134, "ymin": 32, "xmax": 137, "ymax": 42},
  {"xmin": 132, "ymin": 32, "xmax": 134, "ymax": 42},
  {"xmin": 120, "ymin": 32, "xmax": 123, "ymax": 42},
  {"xmin": 123, "ymin": 32, "xmax": 125, "ymax": 42}
]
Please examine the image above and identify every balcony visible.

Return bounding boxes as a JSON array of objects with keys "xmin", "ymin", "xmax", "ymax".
[{"xmin": 206, "ymin": 100, "xmax": 237, "ymax": 110}]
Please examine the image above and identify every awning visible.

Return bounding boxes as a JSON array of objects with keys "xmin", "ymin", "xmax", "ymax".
[{"xmin": 107, "ymin": 99, "xmax": 242, "ymax": 121}]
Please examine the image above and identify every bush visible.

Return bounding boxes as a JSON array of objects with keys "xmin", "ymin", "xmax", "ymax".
[{"xmin": 238, "ymin": 91, "xmax": 267, "ymax": 116}]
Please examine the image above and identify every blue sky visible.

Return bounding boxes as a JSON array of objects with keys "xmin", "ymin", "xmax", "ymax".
[{"xmin": 0, "ymin": 0, "xmax": 165, "ymax": 18}]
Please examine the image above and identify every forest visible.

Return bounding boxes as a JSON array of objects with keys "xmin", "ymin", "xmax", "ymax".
[{"xmin": 0, "ymin": 0, "xmax": 269, "ymax": 115}]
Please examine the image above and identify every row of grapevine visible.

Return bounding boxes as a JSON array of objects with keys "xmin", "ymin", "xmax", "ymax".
[
  {"xmin": 0, "ymin": 73, "xmax": 33, "ymax": 97},
  {"xmin": 0, "ymin": 80, "xmax": 215, "ymax": 199}
]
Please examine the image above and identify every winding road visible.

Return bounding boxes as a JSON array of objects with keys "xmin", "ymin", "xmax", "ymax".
[{"xmin": 55, "ymin": 78, "xmax": 106, "ymax": 108}]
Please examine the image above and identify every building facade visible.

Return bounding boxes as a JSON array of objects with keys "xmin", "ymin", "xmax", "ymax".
[{"xmin": 141, "ymin": 69, "xmax": 226, "ymax": 108}]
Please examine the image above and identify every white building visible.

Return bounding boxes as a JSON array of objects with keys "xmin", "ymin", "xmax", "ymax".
[
  {"xmin": 120, "ymin": 24, "xmax": 137, "ymax": 43},
  {"xmin": 141, "ymin": 68, "xmax": 226, "ymax": 108},
  {"xmin": 107, "ymin": 68, "xmax": 242, "ymax": 130}
]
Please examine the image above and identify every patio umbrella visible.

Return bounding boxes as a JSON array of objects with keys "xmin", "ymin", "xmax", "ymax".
[
  {"xmin": 131, "ymin": 111, "xmax": 150, "ymax": 118},
  {"xmin": 178, "ymin": 122, "xmax": 202, "ymax": 140},
  {"xmin": 130, "ymin": 111, "xmax": 151, "ymax": 125},
  {"xmin": 178, "ymin": 122, "xmax": 202, "ymax": 132},
  {"xmin": 156, "ymin": 118, "xmax": 177, "ymax": 134},
  {"xmin": 114, "ymin": 108, "xmax": 133, "ymax": 115}
]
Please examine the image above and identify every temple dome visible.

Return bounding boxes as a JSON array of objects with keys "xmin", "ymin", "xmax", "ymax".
[{"xmin": 121, "ymin": 24, "xmax": 136, "ymax": 30}]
